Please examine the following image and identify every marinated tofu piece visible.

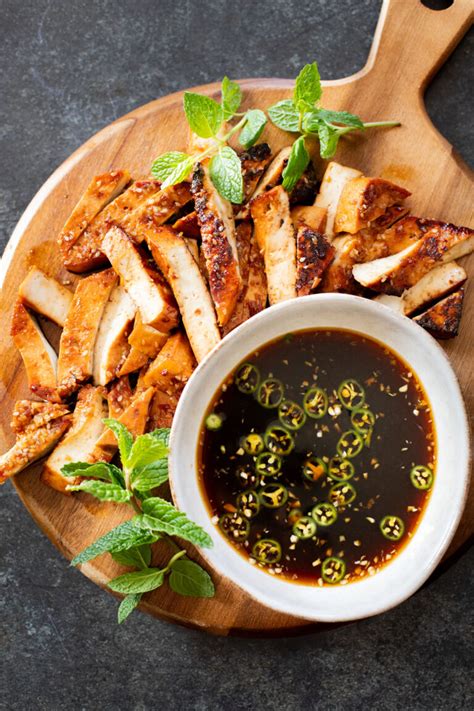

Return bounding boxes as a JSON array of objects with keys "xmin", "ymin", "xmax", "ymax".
[
  {"xmin": 413, "ymin": 288, "xmax": 465, "ymax": 339},
  {"xmin": 102, "ymin": 226, "xmax": 179, "ymax": 329},
  {"xmin": 352, "ymin": 220, "xmax": 474, "ymax": 293},
  {"xmin": 128, "ymin": 314, "xmax": 168, "ymax": 359},
  {"xmin": 250, "ymin": 147, "xmax": 292, "ymax": 202},
  {"xmin": 59, "ymin": 170, "xmax": 131, "ymax": 255},
  {"xmin": 251, "ymin": 185, "xmax": 296, "ymax": 304},
  {"xmin": 354, "ymin": 206, "xmax": 413, "ymax": 262},
  {"xmin": 236, "ymin": 143, "xmax": 273, "ymax": 216},
  {"xmin": 146, "ymin": 225, "xmax": 220, "ymax": 362},
  {"xmin": 334, "ymin": 177, "xmax": 411, "ymax": 234},
  {"xmin": 191, "ymin": 162, "xmax": 242, "ymax": 326},
  {"xmin": 144, "ymin": 331, "xmax": 196, "ymax": 393},
  {"xmin": 289, "ymin": 162, "xmax": 319, "ymax": 206},
  {"xmin": 291, "ymin": 205, "xmax": 327, "ymax": 233},
  {"xmin": 117, "ymin": 346, "xmax": 149, "ymax": 377},
  {"xmin": 184, "ymin": 237, "xmax": 200, "ymax": 263},
  {"xmin": 173, "ymin": 211, "xmax": 201, "ymax": 239},
  {"xmin": 223, "ymin": 221, "xmax": 268, "ymax": 334},
  {"xmin": 373, "ymin": 294, "xmax": 405, "ymax": 313},
  {"xmin": 92, "ymin": 284, "xmax": 136, "ymax": 386},
  {"xmin": 320, "ymin": 235, "xmax": 362, "ymax": 294},
  {"xmin": 10, "ymin": 400, "xmax": 70, "ymax": 435},
  {"xmin": 42, "ymin": 385, "xmax": 108, "ymax": 493},
  {"xmin": 402, "ymin": 261, "xmax": 467, "ymax": 316},
  {"xmin": 11, "ymin": 300, "xmax": 59, "ymax": 402},
  {"xmin": 18, "ymin": 267, "xmax": 73, "ymax": 327},
  {"xmin": 296, "ymin": 225, "xmax": 335, "ymax": 296},
  {"xmin": 107, "ymin": 376, "xmax": 134, "ymax": 418},
  {"xmin": 121, "ymin": 182, "xmax": 192, "ymax": 243},
  {"xmin": 57, "ymin": 269, "xmax": 117, "ymax": 397},
  {"xmin": 148, "ymin": 388, "xmax": 179, "ymax": 430},
  {"xmin": 314, "ymin": 162, "xmax": 362, "ymax": 239}
]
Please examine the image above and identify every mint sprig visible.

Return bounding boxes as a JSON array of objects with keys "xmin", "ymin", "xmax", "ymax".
[
  {"xmin": 65, "ymin": 419, "xmax": 215, "ymax": 623},
  {"xmin": 268, "ymin": 61, "xmax": 400, "ymax": 190}
]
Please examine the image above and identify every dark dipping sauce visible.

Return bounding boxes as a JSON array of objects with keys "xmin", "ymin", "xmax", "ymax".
[{"xmin": 198, "ymin": 329, "xmax": 436, "ymax": 586}]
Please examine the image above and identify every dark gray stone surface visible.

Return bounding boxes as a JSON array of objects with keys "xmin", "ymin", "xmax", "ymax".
[{"xmin": 0, "ymin": 1, "xmax": 472, "ymax": 709}]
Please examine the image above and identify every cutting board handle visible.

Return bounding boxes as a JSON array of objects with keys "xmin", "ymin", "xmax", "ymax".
[{"xmin": 364, "ymin": 0, "xmax": 473, "ymax": 95}]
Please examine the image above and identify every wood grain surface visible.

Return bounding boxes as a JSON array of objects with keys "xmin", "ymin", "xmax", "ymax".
[{"xmin": 0, "ymin": 0, "xmax": 472, "ymax": 635}]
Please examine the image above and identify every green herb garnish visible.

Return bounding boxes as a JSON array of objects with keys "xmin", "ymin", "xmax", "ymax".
[{"xmin": 63, "ymin": 420, "xmax": 214, "ymax": 624}]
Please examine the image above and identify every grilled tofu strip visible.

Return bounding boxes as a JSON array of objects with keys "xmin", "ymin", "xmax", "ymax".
[
  {"xmin": 107, "ymin": 376, "xmax": 134, "ymax": 418},
  {"xmin": 251, "ymin": 185, "xmax": 297, "ymax": 304},
  {"xmin": 296, "ymin": 225, "xmax": 335, "ymax": 296},
  {"xmin": 413, "ymin": 288, "xmax": 465, "ymax": 339},
  {"xmin": 250, "ymin": 147, "xmax": 292, "ymax": 202},
  {"xmin": 59, "ymin": 170, "xmax": 131, "ymax": 256},
  {"xmin": 191, "ymin": 162, "xmax": 242, "ymax": 326},
  {"xmin": 373, "ymin": 294, "xmax": 405, "ymax": 313},
  {"xmin": 314, "ymin": 162, "xmax": 362, "ymax": 239},
  {"xmin": 235, "ymin": 143, "xmax": 273, "ymax": 218},
  {"xmin": 402, "ymin": 262, "xmax": 467, "ymax": 316},
  {"xmin": 128, "ymin": 314, "xmax": 168, "ymax": 359},
  {"xmin": 117, "ymin": 346, "xmax": 149, "ymax": 377},
  {"xmin": 173, "ymin": 211, "xmax": 201, "ymax": 239},
  {"xmin": 18, "ymin": 267, "xmax": 73, "ymax": 327},
  {"xmin": 102, "ymin": 226, "xmax": 179, "ymax": 329},
  {"xmin": 11, "ymin": 400, "xmax": 70, "ymax": 435},
  {"xmin": 144, "ymin": 331, "xmax": 196, "ymax": 393},
  {"xmin": 121, "ymin": 183, "xmax": 192, "ymax": 243},
  {"xmin": 57, "ymin": 269, "xmax": 117, "ymax": 397},
  {"xmin": 92, "ymin": 285, "xmax": 136, "ymax": 386},
  {"xmin": 147, "ymin": 225, "xmax": 220, "ymax": 362},
  {"xmin": 334, "ymin": 177, "xmax": 410, "ymax": 234},
  {"xmin": 11, "ymin": 301, "xmax": 59, "ymax": 402},
  {"xmin": 291, "ymin": 205, "xmax": 327, "ymax": 233},
  {"xmin": 42, "ymin": 385, "xmax": 108, "ymax": 493},
  {"xmin": 352, "ymin": 221, "xmax": 474, "ymax": 293},
  {"xmin": 320, "ymin": 235, "xmax": 362, "ymax": 294},
  {"xmin": 148, "ymin": 388, "xmax": 179, "ymax": 430}
]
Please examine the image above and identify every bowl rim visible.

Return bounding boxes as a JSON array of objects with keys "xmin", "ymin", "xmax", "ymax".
[{"xmin": 169, "ymin": 294, "xmax": 470, "ymax": 622}]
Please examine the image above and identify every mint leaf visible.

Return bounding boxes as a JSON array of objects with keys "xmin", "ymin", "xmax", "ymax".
[
  {"xmin": 151, "ymin": 152, "xmax": 194, "ymax": 188},
  {"xmin": 71, "ymin": 518, "xmax": 159, "ymax": 567},
  {"xmin": 141, "ymin": 497, "xmax": 213, "ymax": 548},
  {"xmin": 282, "ymin": 136, "xmax": 310, "ymax": 192},
  {"xmin": 108, "ymin": 568, "xmax": 166, "ymax": 594},
  {"xmin": 304, "ymin": 109, "xmax": 363, "ymax": 134},
  {"xmin": 103, "ymin": 418, "xmax": 133, "ymax": 466},
  {"xmin": 61, "ymin": 461, "xmax": 124, "ymax": 487},
  {"xmin": 294, "ymin": 62, "xmax": 321, "ymax": 110},
  {"xmin": 184, "ymin": 92, "xmax": 223, "ymax": 138},
  {"xmin": 268, "ymin": 100, "xmax": 300, "ymax": 132},
  {"xmin": 168, "ymin": 558, "xmax": 215, "ymax": 598},
  {"xmin": 317, "ymin": 123, "xmax": 340, "ymax": 159},
  {"xmin": 239, "ymin": 109, "xmax": 267, "ymax": 149},
  {"xmin": 112, "ymin": 543, "xmax": 152, "ymax": 569},
  {"xmin": 118, "ymin": 593, "xmax": 142, "ymax": 623},
  {"xmin": 147, "ymin": 429, "xmax": 170, "ymax": 447},
  {"xmin": 128, "ymin": 432, "xmax": 168, "ymax": 469},
  {"xmin": 66, "ymin": 480, "xmax": 132, "ymax": 503},
  {"xmin": 209, "ymin": 146, "xmax": 243, "ymax": 203},
  {"xmin": 221, "ymin": 76, "xmax": 242, "ymax": 120},
  {"xmin": 132, "ymin": 461, "xmax": 168, "ymax": 493}
]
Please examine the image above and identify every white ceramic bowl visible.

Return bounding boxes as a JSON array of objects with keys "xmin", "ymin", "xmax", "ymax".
[{"xmin": 169, "ymin": 294, "xmax": 470, "ymax": 622}]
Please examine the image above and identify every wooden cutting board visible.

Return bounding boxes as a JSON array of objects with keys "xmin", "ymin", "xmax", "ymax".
[{"xmin": 1, "ymin": 0, "xmax": 472, "ymax": 635}]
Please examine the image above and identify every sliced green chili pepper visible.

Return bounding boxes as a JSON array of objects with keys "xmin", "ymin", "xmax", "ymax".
[
  {"xmin": 329, "ymin": 481, "xmax": 357, "ymax": 507},
  {"xmin": 337, "ymin": 379, "xmax": 366, "ymax": 410},
  {"xmin": 235, "ymin": 362, "xmax": 260, "ymax": 394},
  {"xmin": 351, "ymin": 408, "xmax": 375, "ymax": 435},
  {"xmin": 380, "ymin": 515, "xmax": 405, "ymax": 541},
  {"xmin": 255, "ymin": 451, "xmax": 282, "ymax": 477},
  {"xmin": 236, "ymin": 490, "xmax": 260, "ymax": 518},
  {"xmin": 328, "ymin": 456, "xmax": 355, "ymax": 481},
  {"xmin": 410, "ymin": 465, "xmax": 433, "ymax": 491},
  {"xmin": 257, "ymin": 378, "xmax": 285, "ymax": 408},
  {"xmin": 218, "ymin": 512, "xmax": 250, "ymax": 541},
  {"xmin": 252, "ymin": 538, "xmax": 282, "ymax": 564},
  {"xmin": 240, "ymin": 433, "xmax": 265, "ymax": 456},
  {"xmin": 259, "ymin": 483, "xmax": 289, "ymax": 509},
  {"xmin": 264, "ymin": 424, "xmax": 294, "ymax": 455},
  {"xmin": 336, "ymin": 429, "xmax": 364, "ymax": 459},
  {"xmin": 311, "ymin": 502, "xmax": 338, "ymax": 526},
  {"xmin": 303, "ymin": 386, "xmax": 328, "ymax": 419},
  {"xmin": 278, "ymin": 400, "xmax": 306, "ymax": 430},
  {"xmin": 302, "ymin": 456, "xmax": 327, "ymax": 483},
  {"xmin": 321, "ymin": 556, "xmax": 346, "ymax": 584},
  {"xmin": 205, "ymin": 413, "xmax": 223, "ymax": 431},
  {"xmin": 292, "ymin": 516, "xmax": 317, "ymax": 539}
]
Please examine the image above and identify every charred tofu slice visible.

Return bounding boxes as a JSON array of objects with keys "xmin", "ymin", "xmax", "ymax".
[
  {"xmin": 144, "ymin": 331, "xmax": 196, "ymax": 393},
  {"xmin": 0, "ymin": 408, "xmax": 72, "ymax": 485},
  {"xmin": 320, "ymin": 235, "xmax": 362, "ymax": 294},
  {"xmin": 373, "ymin": 294, "xmax": 405, "ymax": 313},
  {"xmin": 148, "ymin": 388, "xmax": 179, "ymax": 430},
  {"xmin": 57, "ymin": 269, "xmax": 117, "ymax": 397},
  {"xmin": 354, "ymin": 207, "xmax": 413, "ymax": 262},
  {"xmin": 42, "ymin": 385, "xmax": 107, "ymax": 493},
  {"xmin": 235, "ymin": 143, "xmax": 273, "ymax": 217},
  {"xmin": 291, "ymin": 205, "xmax": 327, "ymax": 233},
  {"xmin": 251, "ymin": 185, "xmax": 296, "ymax": 304},
  {"xmin": 289, "ymin": 163, "xmax": 319, "ymax": 206},
  {"xmin": 10, "ymin": 400, "xmax": 70, "ymax": 435},
  {"xmin": 173, "ymin": 211, "xmax": 201, "ymax": 239},
  {"xmin": 250, "ymin": 147, "xmax": 292, "ymax": 202},
  {"xmin": 92, "ymin": 284, "xmax": 136, "ymax": 386},
  {"xmin": 352, "ymin": 220, "xmax": 474, "ymax": 293},
  {"xmin": 121, "ymin": 183, "xmax": 192, "ymax": 243},
  {"xmin": 402, "ymin": 261, "xmax": 467, "ymax": 316},
  {"xmin": 413, "ymin": 288, "xmax": 465, "ymax": 339},
  {"xmin": 117, "ymin": 346, "xmax": 149, "ymax": 377},
  {"xmin": 223, "ymin": 221, "xmax": 268, "ymax": 334},
  {"xmin": 59, "ymin": 170, "xmax": 131, "ymax": 255},
  {"xmin": 102, "ymin": 226, "xmax": 179, "ymax": 330},
  {"xmin": 334, "ymin": 177, "xmax": 411, "ymax": 234},
  {"xmin": 296, "ymin": 225, "xmax": 335, "ymax": 296},
  {"xmin": 11, "ymin": 300, "xmax": 59, "ymax": 402},
  {"xmin": 146, "ymin": 225, "xmax": 221, "ymax": 362},
  {"xmin": 107, "ymin": 376, "xmax": 134, "ymax": 418},
  {"xmin": 18, "ymin": 267, "xmax": 73, "ymax": 327},
  {"xmin": 314, "ymin": 162, "xmax": 362, "ymax": 239},
  {"xmin": 191, "ymin": 162, "xmax": 242, "ymax": 326},
  {"xmin": 128, "ymin": 314, "xmax": 168, "ymax": 359}
]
